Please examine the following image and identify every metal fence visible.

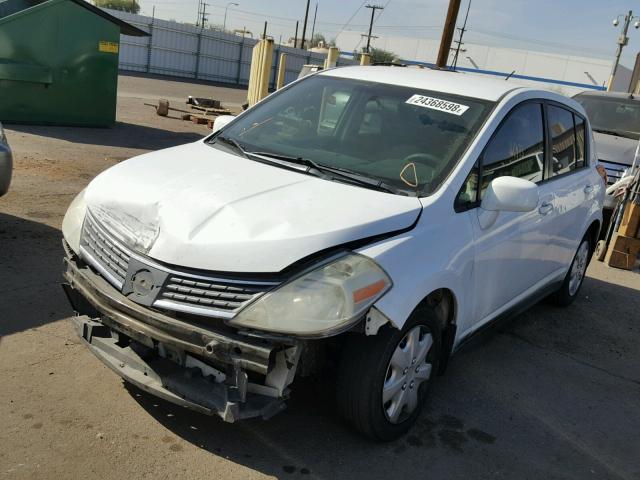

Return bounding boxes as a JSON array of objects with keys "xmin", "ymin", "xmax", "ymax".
[{"xmin": 107, "ymin": 9, "xmax": 357, "ymax": 89}]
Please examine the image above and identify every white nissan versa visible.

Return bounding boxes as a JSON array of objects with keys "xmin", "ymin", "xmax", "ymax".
[{"xmin": 62, "ymin": 66, "xmax": 604, "ymax": 440}]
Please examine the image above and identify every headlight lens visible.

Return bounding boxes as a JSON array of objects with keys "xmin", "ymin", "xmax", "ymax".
[{"xmin": 229, "ymin": 253, "xmax": 392, "ymax": 336}]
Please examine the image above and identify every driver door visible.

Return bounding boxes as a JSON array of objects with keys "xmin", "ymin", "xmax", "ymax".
[{"xmin": 462, "ymin": 101, "xmax": 562, "ymax": 328}]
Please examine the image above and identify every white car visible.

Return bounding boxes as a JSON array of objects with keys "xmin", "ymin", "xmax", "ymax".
[{"xmin": 61, "ymin": 66, "xmax": 604, "ymax": 440}]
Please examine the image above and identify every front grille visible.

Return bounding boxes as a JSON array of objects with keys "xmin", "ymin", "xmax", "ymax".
[
  {"xmin": 155, "ymin": 274, "xmax": 277, "ymax": 318},
  {"xmin": 80, "ymin": 213, "xmax": 130, "ymax": 288},
  {"xmin": 78, "ymin": 211, "xmax": 281, "ymax": 319},
  {"xmin": 598, "ymin": 159, "xmax": 629, "ymax": 185}
]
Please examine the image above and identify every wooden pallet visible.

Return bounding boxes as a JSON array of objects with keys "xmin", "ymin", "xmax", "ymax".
[
  {"xmin": 181, "ymin": 113, "xmax": 210, "ymax": 124},
  {"xmin": 605, "ymin": 232, "xmax": 640, "ymax": 270},
  {"xmin": 189, "ymin": 105, "xmax": 231, "ymax": 115},
  {"xmin": 619, "ymin": 202, "xmax": 640, "ymax": 238}
]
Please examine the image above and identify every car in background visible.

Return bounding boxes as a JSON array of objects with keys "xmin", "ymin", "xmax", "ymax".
[
  {"xmin": 0, "ymin": 122, "xmax": 13, "ymax": 197},
  {"xmin": 573, "ymin": 91, "xmax": 639, "ymax": 210},
  {"xmin": 62, "ymin": 67, "xmax": 604, "ymax": 440}
]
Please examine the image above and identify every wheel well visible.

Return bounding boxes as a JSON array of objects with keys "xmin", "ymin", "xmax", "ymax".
[
  {"xmin": 586, "ymin": 220, "xmax": 601, "ymax": 255},
  {"xmin": 415, "ymin": 288, "xmax": 456, "ymax": 375}
]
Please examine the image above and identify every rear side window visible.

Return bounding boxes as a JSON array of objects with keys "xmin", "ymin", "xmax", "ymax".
[
  {"xmin": 479, "ymin": 102, "xmax": 545, "ymax": 198},
  {"xmin": 548, "ymin": 105, "xmax": 577, "ymax": 177}
]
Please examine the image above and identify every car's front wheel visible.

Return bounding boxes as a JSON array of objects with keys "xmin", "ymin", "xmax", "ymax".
[{"xmin": 336, "ymin": 307, "xmax": 441, "ymax": 441}]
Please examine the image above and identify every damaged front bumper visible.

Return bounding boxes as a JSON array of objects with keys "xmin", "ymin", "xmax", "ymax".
[{"xmin": 62, "ymin": 245, "xmax": 301, "ymax": 422}]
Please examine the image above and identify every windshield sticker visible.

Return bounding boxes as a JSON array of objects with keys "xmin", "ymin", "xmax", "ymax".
[{"xmin": 405, "ymin": 94, "xmax": 469, "ymax": 116}]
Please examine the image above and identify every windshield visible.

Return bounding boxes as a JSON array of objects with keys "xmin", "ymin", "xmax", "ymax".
[
  {"xmin": 209, "ymin": 75, "xmax": 493, "ymax": 195},
  {"xmin": 575, "ymin": 94, "xmax": 640, "ymax": 140}
]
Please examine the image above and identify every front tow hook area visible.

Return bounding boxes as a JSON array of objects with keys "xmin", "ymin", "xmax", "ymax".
[{"xmin": 72, "ymin": 315, "xmax": 286, "ymax": 422}]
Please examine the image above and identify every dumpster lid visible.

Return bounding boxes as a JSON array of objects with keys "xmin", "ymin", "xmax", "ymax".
[{"xmin": 0, "ymin": 0, "xmax": 148, "ymax": 36}]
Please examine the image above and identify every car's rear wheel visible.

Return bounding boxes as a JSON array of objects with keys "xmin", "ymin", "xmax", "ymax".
[
  {"xmin": 553, "ymin": 236, "xmax": 590, "ymax": 307},
  {"xmin": 336, "ymin": 306, "xmax": 441, "ymax": 441}
]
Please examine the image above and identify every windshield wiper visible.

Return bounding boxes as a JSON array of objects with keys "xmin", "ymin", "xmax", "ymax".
[
  {"xmin": 247, "ymin": 151, "xmax": 405, "ymax": 195},
  {"xmin": 215, "ymin": 136, "xmax": 249, "ymax": 158}
]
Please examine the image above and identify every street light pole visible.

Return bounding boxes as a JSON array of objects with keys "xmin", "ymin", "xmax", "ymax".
[
  {"xmin": 608, "ymin": 10, "xmax": 639, "ymax": 91},
  {"xmin": 223, "ymin": 2, "xmax": 239, "ymax": 32}
]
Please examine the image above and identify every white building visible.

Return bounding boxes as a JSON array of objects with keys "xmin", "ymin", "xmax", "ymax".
[{"xmin": 336, "ymin": 31, "xmax": 632, "ymax": 96}]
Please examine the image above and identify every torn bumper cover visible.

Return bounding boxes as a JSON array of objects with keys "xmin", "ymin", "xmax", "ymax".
[{"xmin": 62, "ymin": 247, "xmax": 300, "ymax": 422}]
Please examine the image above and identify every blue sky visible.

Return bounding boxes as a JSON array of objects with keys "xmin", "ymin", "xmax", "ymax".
[{"xmin": 138, "ymin": 0, "xmax": 640, "ymax": 68}]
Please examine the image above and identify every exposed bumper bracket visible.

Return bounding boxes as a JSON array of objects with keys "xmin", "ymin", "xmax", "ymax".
[{"xmin": 72, "ymin": 314, "xmax": 286, "ymax": 422}]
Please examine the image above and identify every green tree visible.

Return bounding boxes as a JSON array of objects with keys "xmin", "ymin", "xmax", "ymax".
[
  {"xmin": 309, "ymin": 33, "xmax": 335, "ymax": 49},
  {"xmin": 95, "ymin": 0, "xmax": 140, "ymax": 14},
  {"xmin": 368, "ymin": 47, "xmax": 398, "ymax": 64}
]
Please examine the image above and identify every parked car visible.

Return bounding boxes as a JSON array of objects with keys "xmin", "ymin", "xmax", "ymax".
[
  {"xmin": 0, "ymin": 122, "xmax": 12, "ymax": 196},
  {"xmin": 62, "ymin": 66, "xmax": 604, "ymax": 440},
  {"xmin": 573, "ymin": 91, "xmax": 639, "ymax": 211}
]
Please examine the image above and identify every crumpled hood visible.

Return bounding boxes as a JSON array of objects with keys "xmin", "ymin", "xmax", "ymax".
[
  {"xmin": 84, "ymin": 141, "xmax": 422, "ymax": 272},
  {"xmin": 593, "ymin": 131, "xmax": 638, "ymax": 166}
]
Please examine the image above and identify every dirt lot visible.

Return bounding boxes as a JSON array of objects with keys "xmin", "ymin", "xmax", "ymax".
[{"xmin": 1, "ymin": 73, "xmax": 639, "ymax": 480}]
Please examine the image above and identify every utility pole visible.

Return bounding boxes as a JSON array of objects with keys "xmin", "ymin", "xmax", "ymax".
[
  {"xmin": 294, "ymin": 20, "xmax": 299, "ymax": 48},
  {"xmin": 301, "ymin": 0, "xmax": 311, "ymax": 50},
  {"xmin": 608, "ymin": 10, "xmax": 639, "ymax": 91},
  {"xmin": 451, "ymin": 0, "xmax": 471, "ymax": 69},
  {"xmin": 196, "ymin": 0, "xmax": 201, "ymax": 26},
  {"xmin": 436, "ymin": 0, "xmax": 461, "ymax": 68},
  {"xmin": 364, "ymin": 4, "xmax": 384, "ymax": 54},
  {"xmin": 310, "ymin": 2, "xmax": 318, "ymax": 46},
  {"xmin": 263, "ymin": 21, "xmax": 267, "ymax": 39},
  {"xmin": 201, "ymin": 2, "xmax": 208, "ymax": 28}
]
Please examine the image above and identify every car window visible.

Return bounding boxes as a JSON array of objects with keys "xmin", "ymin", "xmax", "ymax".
[
  {"xmin": 478, "ymin": 102, "xmax": 545, "ymax": 199},
  {"xmin": 214, "ymin": 76, "xmax": 493, "ymax": 196},
  {"xmin": 548, "ymin": 105, "xmax": 578, "ymax": 177}
]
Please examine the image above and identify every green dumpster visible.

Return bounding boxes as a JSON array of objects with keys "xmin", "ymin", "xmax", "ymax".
[{"xmin": 0, "ymin": 0, "xmax": 147, "ymax": 126}]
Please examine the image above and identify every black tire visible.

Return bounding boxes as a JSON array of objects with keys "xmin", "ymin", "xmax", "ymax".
[
  {"xmin": 553, "ymin": 235, "xmax": 591, "ymax": 307},
  {"xmin": 594, "ymin": 240, "xmax": 607, "ymax": 262},
  {"xmin": 335, "ymin": 306, "xmax": 441, "ymax": 441}
]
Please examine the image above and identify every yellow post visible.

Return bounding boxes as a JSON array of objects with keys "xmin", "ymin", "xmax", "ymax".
[
  {"xmin": 360, "ymin": 53, "xmax": 371, "ymax": 65},
  {"xmin": 247, "ymin": 39, "xmax": 275, "ymax": 106},
  {"xmin": 276, "ymin": 53, "xmax": 287, "ymax": 90},
  {"xmin": 324, "ymin": 47, "xmax": 339, "ymax": 69},
  {"xmin": 258, "ymin": 39, "xmax": 274, "ymax": 101}
]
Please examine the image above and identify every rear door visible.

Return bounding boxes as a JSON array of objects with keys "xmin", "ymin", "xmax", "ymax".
[{"xmin": 544, "ymin": 103, "xmax": 594, "ymax": 268}]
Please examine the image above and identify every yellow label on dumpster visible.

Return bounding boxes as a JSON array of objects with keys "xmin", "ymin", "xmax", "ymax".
[{"xmin": 99, "ymin": 41, "xmax": 119, "ymax": 53}]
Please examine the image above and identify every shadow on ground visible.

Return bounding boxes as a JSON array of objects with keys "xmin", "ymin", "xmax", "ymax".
[
  {"xmin": 6, "ymin": 122, "xmax": 204, "ymax": 151},
  {"xmin": 0, "ymin": 213, "xmax": 71, "ymax": 336},
  {"xmin": 120, "ymin": 273, "xmax": 640, "ymax": 479}
]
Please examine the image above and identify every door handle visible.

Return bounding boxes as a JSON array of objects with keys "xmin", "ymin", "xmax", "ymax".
[
  {"xmin": 584, "ymin": 184, "xmax": 594, "ymax": 194},
  {"xmin": 539, "ymin": 202, "xmax": 553, "ymax": 215}
]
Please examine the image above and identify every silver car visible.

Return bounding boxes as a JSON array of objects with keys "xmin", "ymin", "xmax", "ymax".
[
  {"xmin": 573, "ymin": 91, "xmax": 639, "ymax": 187},
  {"xmin": 0, "ymin": 122, "xmax": 12, "ymax": 196}
]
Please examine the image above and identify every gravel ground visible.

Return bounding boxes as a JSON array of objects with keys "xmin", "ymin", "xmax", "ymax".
[{"xmin": 1, "ymin": 73, "xmax": 639, "ymax": 480}]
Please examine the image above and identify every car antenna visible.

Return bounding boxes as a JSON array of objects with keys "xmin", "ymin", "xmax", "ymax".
[{"xmin": 505, "ymin": 70, "xmax": 516, "ymax": 81}]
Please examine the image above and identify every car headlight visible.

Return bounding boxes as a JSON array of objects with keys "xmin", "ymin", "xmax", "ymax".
[{"xmin": 228, "ymin": 253, "xmax": 392, "ymax": 336}]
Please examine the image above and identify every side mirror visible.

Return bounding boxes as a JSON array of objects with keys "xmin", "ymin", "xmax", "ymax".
[
  {"xmin": 212, "ymin": 114, "xmax": 236, "ymax": 133},
  {"xmin": 481, "ymin": 176, "xmax": 539, "ymax": 212}
]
